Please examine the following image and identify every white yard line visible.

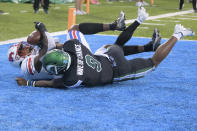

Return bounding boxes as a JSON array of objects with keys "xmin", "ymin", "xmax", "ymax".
[
  {"xmin": 171, "ymin": 17, "xmax": 197, "ymax": 20},
  {"xmin": 0, "ymin": 31, "xmax": 67, "ymax": 45},
  {"xmin": 138, "ymin": 27, "xmax": 149, "ymax": 29},
  {"xmin": 151, "ymin": 19, "xmax": 181, "ymax": 22},
  {"xmin": 0, "ymin": 12, "xmax": 9, "ymax": 15},
  {"xmin": 0, "ymin": 10, "xmax": 195, "ymax": 45},
  {"xmin": 142, "ymin": 23, "xmax": 165, "ymax": 26},
  {"xmin": 125, "ymin": 10, "xmax": 193, "ymax": 24}
]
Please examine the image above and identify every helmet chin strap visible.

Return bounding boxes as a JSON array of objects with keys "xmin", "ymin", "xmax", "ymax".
[
  {"xmin": 65, "ymin": 52, "xmax": 72, "ymax": 70},
  {"xmin": 54, "ymin": 66, "xmax": 58, "ymax": 75}
]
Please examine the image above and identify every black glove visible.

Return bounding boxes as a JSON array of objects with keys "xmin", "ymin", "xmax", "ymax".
[{"xmin": 34, "ymin": 22, "xmax": 47, "ymax": 32}]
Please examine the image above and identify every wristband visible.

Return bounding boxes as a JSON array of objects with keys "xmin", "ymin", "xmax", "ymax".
[
  {"xmin": 26, "ymin": 80, "xmax": 34, "ymax": 86},
  {"xmin": 33, "ymin": 81, "xmax": 36, "ymax": 87}
]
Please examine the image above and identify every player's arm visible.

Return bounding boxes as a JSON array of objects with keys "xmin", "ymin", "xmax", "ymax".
[
  {"xmin": 56, "ymin": 42, "xmax": 63, "ymax": 49},
  {"xmin": 33, "ymin": 22, "xmax": 49, "ymax": 73},
  {"xmin": 16, "ymin": 77, "xmax": 54, "ymax": 87}
]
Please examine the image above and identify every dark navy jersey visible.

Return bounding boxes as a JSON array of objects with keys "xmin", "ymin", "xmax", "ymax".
[{"xmin": 54, "ymin": 39, "xmax": 113, "ymax": 88}]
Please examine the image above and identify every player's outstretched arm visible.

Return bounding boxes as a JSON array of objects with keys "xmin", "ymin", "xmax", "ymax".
[{"xmin": 16, "ymin": 77, "xmax": 55, "ymax": 88}]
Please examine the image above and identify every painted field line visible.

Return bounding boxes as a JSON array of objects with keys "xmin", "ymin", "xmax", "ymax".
[
  {"xmin": 171, "ymin": 17, "xmax": 197, "ymax": 20},
  {"xmin": 125, "ymin": 10, "xmax": 193, "ymax": 24},
  {"xmin": 142, "ymin": 23, "xmax": 165, "ymax": 26},
  {"xmin": 0, "ymin": 31, "xmax": 67, "ymax": 45},
  {"xmin": 151, "ymin": 20, "xmax": 181, "ymax": 23}
]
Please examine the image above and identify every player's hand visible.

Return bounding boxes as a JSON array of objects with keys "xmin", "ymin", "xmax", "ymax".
[
  {"xmin": 16, "ymin": 77, "xmax": 27, "ymax": 86},
  {"xmin": 34, "ymin": 22, "xmax": 47, "ymax": 32}
]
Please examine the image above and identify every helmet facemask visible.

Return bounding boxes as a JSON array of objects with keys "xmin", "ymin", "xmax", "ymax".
[{"xmin": 8, "ymin": 42, "xmax": 34, "ymax": 67}]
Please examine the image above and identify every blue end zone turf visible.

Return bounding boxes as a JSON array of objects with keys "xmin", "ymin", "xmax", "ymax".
[{"xmin": 0, "ymin": 34, "xmax": 197, "ymax": 130}]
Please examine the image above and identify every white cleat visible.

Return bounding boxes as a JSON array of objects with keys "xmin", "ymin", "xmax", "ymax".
[
  {"xmin": 137, "ymin": 7, "xmax": 149, "ymax": 24},
  {"xmin": 136, "ymin": 2, "xmax": 142, "ymax": 7},
  {"xmin": 174, "ymin": 24, "xmax": 195, "ymax": 39},
  {"xmin": 76, "ymin": 10, "xmax": 87, "ymax": 15}
]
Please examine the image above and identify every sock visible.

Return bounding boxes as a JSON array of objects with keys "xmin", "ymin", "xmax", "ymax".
[
  {"xmin": 79, "ymin": 23, "xmax": 103, "ymax": 34},
  {"xmin": 144, "ymin": 41, "xmax": 153, "ymax": 52},
  {"xmin": 109, "ymin": 22, "xmax": 117, "ymax": 30},
  {"xmin": 123, "ymin": 46, "xmax": 139, "ymax": 56},
  {"xmin": 173, "ymin": 33, "xmax": 182, "ymax": 40},
  {"xmin": 115, "ymin": 21, "xmax": 140, "ymax": 46}
]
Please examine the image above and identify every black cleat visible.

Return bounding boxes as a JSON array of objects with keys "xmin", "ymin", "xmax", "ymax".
[
  {"xmin": 152, "ymin": 28, "xmax": 161, "ymax": 51},
  {"xmin": 34, "ymin": 9, "xmax": 38, "ymax": 14},
  {"xmin": 114, "ymin": 11, "xmax": 126, "ymax": 31},
  {"xmin": 44, "ymin": 9, "xmax": 48, "ymax": 14}
]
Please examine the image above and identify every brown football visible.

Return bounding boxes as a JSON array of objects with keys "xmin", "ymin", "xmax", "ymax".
[{"xmin": 27, "ymin": 30, "xmax": 41, "ymax": 45}]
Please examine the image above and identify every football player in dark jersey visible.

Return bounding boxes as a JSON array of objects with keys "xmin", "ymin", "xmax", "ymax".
[
  {"xmin": 68, "ymin": 11, "xmax": 161, "ymax": 56},
  {"xmin": 16, "ymin": 7, "xmax": 195, "ymax": 88}
]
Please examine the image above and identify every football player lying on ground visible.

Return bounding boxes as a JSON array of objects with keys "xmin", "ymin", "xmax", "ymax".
[
  {"xmin": 8, "ymin": 27, "xmax": 61, "ymax": 80},
  {"xmin": 9, "ymin": 10, "xmax": 161, "ymax": 81},
  {"xmin": 15, "ymin": 7, "xmax": 186, "ymax": 88},
  {"xmin": 16, "ymin": 7, "xmax": 195, "ymax": 88}
]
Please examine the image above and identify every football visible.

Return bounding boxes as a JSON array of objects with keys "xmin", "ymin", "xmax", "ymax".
[{"xmin": 27, "ymin": 30, "xmax": 41, "ymax": 45}]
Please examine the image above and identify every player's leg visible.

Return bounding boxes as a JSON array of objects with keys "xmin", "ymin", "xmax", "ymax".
[
  {"xmin": 68, "ymin": 11, "xmax": 126, "ymax": 34},
  {"xmin": 192, "ymin": 0, "xmax": 197, "ymax": 12},
  {"xmin": 106, "ymin": 45, "xmax": 155, "ymax": 81},
  {"xmin": 179, "ymin": 0, "xmax": 184, "ymax": 10},
  {"xmin": 42, "ymin": 0, "xmax": 49, "ymax": 14},
  {"xmin": 152, "ymin": 24, "xmax": 194, "ymax": 67},
  {"xmin": 33, "ymin": 0, "xmax": 40, "ymax": 13},
  {"xmin": 123, "ymin": 28, "xmax": 161, "ymax": 56},
  {"xmin": 114, "ymin": 7, "xmax": 148, "ymax": 47}
]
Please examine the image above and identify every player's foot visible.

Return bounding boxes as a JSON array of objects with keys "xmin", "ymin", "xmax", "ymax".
[
  {"xmin": 44, "ymin": 9, "xmax": 48, "ymax": 14},
  {"xmin": 143, "ymin": 28, "xmax": 161, "ymax": 52},
  {"xmin": 142, "ymin": 1, "xmax": 149, "ymax": 6},
  {"xmin": 152, "ymin": 28, "xmax": 161, "ymax": 51},
  {"xmin": 34, "ymin": 9, "xmax": 38, "ymax": 14},
  {"xmin": 113, "ymin": 11, "xmax": 126, "ymax": 31},
  {"xmin": 173, "ymin": 24, "xmax": 195, "ymax": 39},
  {"xmin": 136, "ymin": 2, "xmax": 142, "ymax": 7},
  {"xmin": 137, "ymin": 7, "xmax": 149, "ymax": 24},
  {"xmin": 80, "ymin": 10, "xmax": 87, "ymax": 15},
  {"xmin": 76, "ymin": 10, "xmax": 87, "ymax": 15}
]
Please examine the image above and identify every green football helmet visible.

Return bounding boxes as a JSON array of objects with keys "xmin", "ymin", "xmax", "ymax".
[{"xmin": 42, "ymin": 49, "xmax": 71, "ymax": 75}]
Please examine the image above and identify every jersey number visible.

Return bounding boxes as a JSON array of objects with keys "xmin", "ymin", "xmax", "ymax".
[{"xmin": 85, "ymin": 55, "xmax": 102, "ymax": 72}]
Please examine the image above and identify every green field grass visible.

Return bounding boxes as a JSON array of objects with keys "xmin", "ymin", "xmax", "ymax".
[{"xmin": 0, "ymin": 0, "xmax": 196, "ymax": 41}]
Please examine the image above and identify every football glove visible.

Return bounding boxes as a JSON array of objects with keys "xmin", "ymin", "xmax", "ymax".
[{"xmin": 34, "ymin": 21, "xmax": 47, "ymax": 32}]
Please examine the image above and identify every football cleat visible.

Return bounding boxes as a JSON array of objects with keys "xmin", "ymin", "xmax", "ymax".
[
  {"xmin": 114, "ymin": 11, "xmax": 126, "ymax": 31},
  {"xmin": 137, "ymin": 7, "xmax": 149, "ymax": 24},
  {"xmin": 44, "ymin": 9, "xmax": 48, "ymax": 14},
  {"xmin": 152, "ymin": 28, "xmax": 161, "ymax": 51},
  {"xmin": 174, "ymin": 24, "xmax": 195, "ymax": 39},
  {"xmin": 136, "ymin": 2, "xmax": 142, "ymax": 7},
  {"xmin": 142, "ymin": 1, "xmax": 149, "ymax": 6},
  {"xmin": 76, "ymin": 10, "xmax": 87, "ymax": 15},
  {"xmin": 34, "ymin": 9, "xmax": 38, "ymax": 14}
]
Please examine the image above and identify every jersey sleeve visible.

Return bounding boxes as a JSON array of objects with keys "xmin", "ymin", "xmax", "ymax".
[
  {"xmin": 53, "ymin": 78, "xmax": 83, "ymax": 89},
  {"xmin": 21, "ymin": 55, "xmax": 37, "ymax": 79},
  {"xmin": 21, "ymin": 55, "xmax": 55, "ymax": 80},
  {"xmin": 45, "ymin": 32, "xmax": 56, "ymax": 51},
  {"xmin": 67, "ymin": 30, "xmax": 92, "ymax": 52}
]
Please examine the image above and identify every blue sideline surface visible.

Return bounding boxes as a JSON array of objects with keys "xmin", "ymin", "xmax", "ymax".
[{"xmin": 0, "ymin": 34, "xmax": 197, "ymax": 131}]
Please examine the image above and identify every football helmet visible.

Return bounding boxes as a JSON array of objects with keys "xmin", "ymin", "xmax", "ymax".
[
  {"xmin": 8, "ymin": 41, "xmax": 34, "ymax": 67},
  {"xmin": 42, "ymin": 49, "xmax": 71, "ymax": 75}
]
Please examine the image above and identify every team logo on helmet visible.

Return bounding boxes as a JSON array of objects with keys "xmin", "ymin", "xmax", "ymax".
[{"xmin": 42, "ymin": 49, "xmax": 71, "ymax": 75}]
